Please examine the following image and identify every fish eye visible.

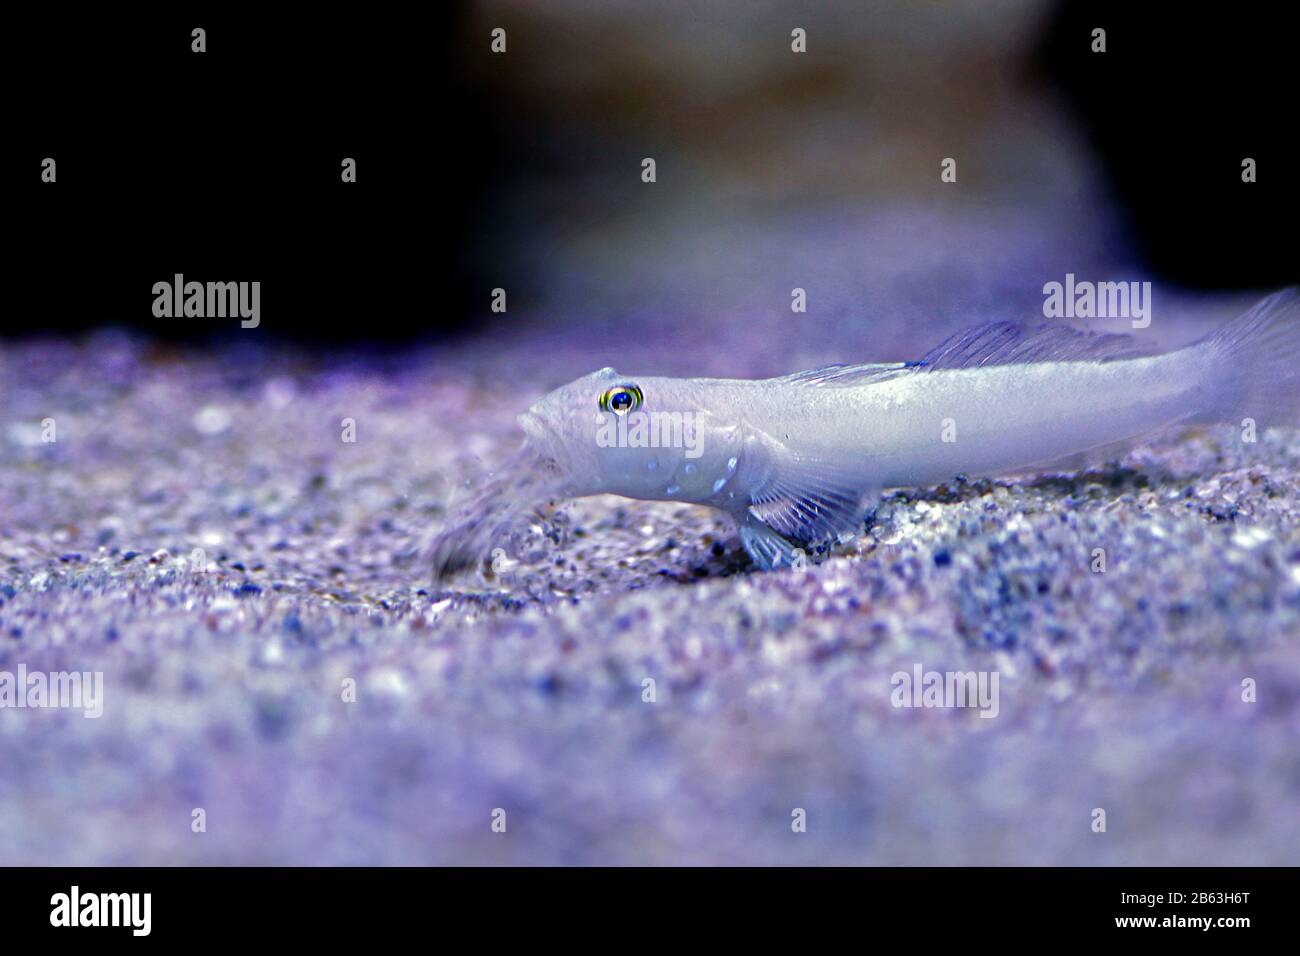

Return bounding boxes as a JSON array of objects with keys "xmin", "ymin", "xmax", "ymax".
[{"xmin": 599, "ymin": 383, "xmax": 643, "ymax": 415}]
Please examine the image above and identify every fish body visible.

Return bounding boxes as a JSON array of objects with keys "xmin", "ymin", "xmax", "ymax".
[
  {"xmin": 730, "ymin": 352, "xmax": 1203, "ymax": 488},
  {"xmin": 450, "ymin": 289, "xmax": 1300, "ymax": 573}
]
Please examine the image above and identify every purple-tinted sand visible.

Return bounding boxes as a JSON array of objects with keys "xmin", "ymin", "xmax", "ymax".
[{"xmin": 3, "ymin": 208, "xmax": 1298, "ymax": 864}]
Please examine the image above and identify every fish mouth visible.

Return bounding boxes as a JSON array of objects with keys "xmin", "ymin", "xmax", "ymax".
[
  {"xmin": 517, "ymin": 410, "xmax": 591, "ymax": 497},
  {"xmin": 517, "ymin": 411, "xmax": 567, "ymax": 468},
  {"xmin": 517, "ymin": 410, "xmax": 553, "ymax": 446}
]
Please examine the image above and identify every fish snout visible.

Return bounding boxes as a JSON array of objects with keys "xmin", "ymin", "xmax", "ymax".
[
  {"xmin": 517, "ymin": 406, "xmax": 571, "ymax": 465},
  {"xmin": 517, "ymin": 408, "xmax": 549, "ymax": 443}
]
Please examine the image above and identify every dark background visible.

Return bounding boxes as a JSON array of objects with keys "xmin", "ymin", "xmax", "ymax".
[
  {"xmin": 4, "ymin": 1, "xmax": 1295, "ymax": 344},
  {"xmin": 1038, "ymin": 1, "xmax": 1293, "ymax": 288},
  {"xmin": 5, "ymin": 6, "xmax": 482, "ymax": 341}
]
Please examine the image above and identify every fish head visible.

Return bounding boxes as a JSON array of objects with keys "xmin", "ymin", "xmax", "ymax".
[
  {"xmin": 516, "ymin": 367, "xmax": 625, "ymax": 494},
  {"xmin": 518, "ymin": 368, "xmax": 738, "ymax": 501}
]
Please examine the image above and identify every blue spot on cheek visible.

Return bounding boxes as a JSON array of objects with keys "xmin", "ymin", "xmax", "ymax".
[
  {"xmin": 683, "ymin": 463, "xmax": 696, "ymax": 474},
  {"xmin": 665, "ymin": 484, "xmax": 681, "ymax": 495},
  {"xmin": 646, "ymin": 460, "xmax": 658, "ymax": 471},
  {"xmin": 712, "ymin": 477, "xmax": 727, "ymax": 493},
  {"xmin": 727, "ymin": 456, "xmax": 739, "ymax": 472}
]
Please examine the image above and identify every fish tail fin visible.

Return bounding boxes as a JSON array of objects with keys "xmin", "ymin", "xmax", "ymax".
[{"xmin": 1193, "ymin": 287, "xmax": 1300, "ymax": 427}]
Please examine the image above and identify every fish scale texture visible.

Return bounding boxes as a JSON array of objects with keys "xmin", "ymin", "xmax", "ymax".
[{"xmin": 2, "ymin": 279, "xmax": 1298, "ymax": 864}]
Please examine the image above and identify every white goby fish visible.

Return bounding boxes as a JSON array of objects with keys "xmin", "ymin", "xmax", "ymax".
[{"xmin": 441, "ymin": 288, "xmax": 1300, "ymax": 574}]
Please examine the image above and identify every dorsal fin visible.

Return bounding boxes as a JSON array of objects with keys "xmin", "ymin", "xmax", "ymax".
[
  {"xmin": 773, "ymin": 361, "xmax": 917, "ymax": 387},
  {"xmin": 918, "ymin": 322, "xmax": 1155, "ymax": 370}
]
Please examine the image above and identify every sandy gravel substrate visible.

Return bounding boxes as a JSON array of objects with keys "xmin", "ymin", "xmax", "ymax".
[{"xmin": 2, "ymin": 280, "xmax": 1298, "ymax": 865}]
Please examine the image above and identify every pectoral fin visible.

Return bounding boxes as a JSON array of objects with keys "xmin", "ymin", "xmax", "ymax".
[
  {"xmin": 738, "ymin": 434, "xmax": 871, "ymax": 561},
  {"xmin": 738, "ymin": 519, "xmax": 804, "ymax": 570}
]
